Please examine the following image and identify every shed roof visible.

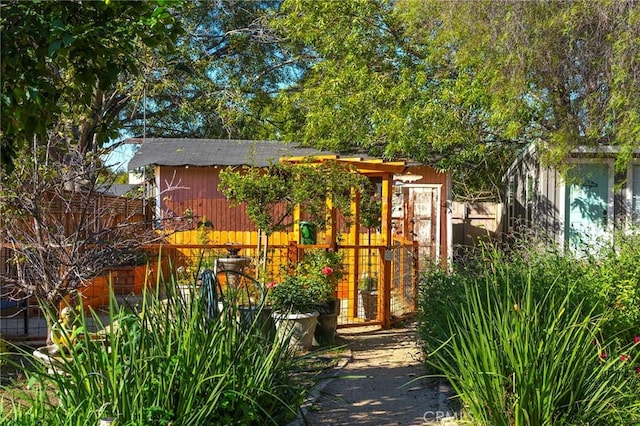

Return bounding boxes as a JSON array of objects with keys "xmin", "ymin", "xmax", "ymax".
[
  {"xmin": 126, "ymin": 138, "xmax": 419, "ymax": 172},
  {"xmin": 126, "ymin": 138, "xmax": 329, "ymax": 170},
  {"xmin": 502, "ymin": 142, "xmax": 640, "ymax": 183}
]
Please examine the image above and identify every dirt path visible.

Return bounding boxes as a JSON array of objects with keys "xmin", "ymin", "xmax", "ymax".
[{"xmin": 297, "ymin": 321, "xmax": 448, "ymax": 425}]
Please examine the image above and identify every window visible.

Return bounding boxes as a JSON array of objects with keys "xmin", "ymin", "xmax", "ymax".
[
  {"xmin": 633, "ymin": 165, "xmax": 640, "ymax": 225},
  {"xmin": 508, "ymin": 178, "xmax": 515, "ymax": 231},
  {"xmin": 526, "ymin": 174, "xmax": 534, "ymax": 204}
]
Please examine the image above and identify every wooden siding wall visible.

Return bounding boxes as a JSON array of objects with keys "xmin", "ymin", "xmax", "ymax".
[
  {"xmin": 536, "ymin": 165, "xmax": 563, "ymax": 242},
  {"xmin": 0, "ymin": 191, "xmax": 151, "ymax": 250},
  {"xmin": 159, "ymin": 166, "xmax": 288, "ymax": 231},
  {"xmin": 159, "ymin": 163, "xmax": 450, "ymax": 263},
  {"xmin": 24, "ymin": 191, "xmax": 151, "ymax": 235}
]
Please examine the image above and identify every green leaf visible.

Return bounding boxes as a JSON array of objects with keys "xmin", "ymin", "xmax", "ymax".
[{"xmin": 47, "ymin": 40, "xmax": 62, "ymax": 56}]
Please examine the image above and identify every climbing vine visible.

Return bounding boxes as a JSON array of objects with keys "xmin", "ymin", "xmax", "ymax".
[{"xmin": 219, "ymin": 159, "xmax": 370, "ymax": 235}]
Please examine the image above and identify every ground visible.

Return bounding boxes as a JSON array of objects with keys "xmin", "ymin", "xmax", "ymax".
[
  {"xmin": 296, "ymin": 320, "xmax": 452, "ymax": 426},
  {"xmin": 1, "ymin": 321, "xmax": 454, "ymax": 425}
]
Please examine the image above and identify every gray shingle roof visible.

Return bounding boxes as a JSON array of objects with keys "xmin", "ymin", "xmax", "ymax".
[{"xmin": 126, "ymin": 139, "xmax": 329, "ymax": 170}]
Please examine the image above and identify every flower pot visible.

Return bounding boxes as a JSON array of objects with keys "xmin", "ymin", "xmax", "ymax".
[
  {"xmin": 315, "ymin": 311, "xmax": 339, "ymax": 345},
  {"xmin": 359, "ymin": 290, "xmax": 378, "ymax": 320},
  {"xmin": 272, "ymin": 311, "xmax": 319, "ymax": 351},
  {"xmin": 255, "ymin": 306, "xmax": 276, "ymax": 340},
  {"xmin": 315, "ymin": 299, "xmax": 340, "ymax": 345},
  {"xmin": 134, "ymin": 263, "xmax": 158, "ymax": 293},
  {"xmin": 176, "ymin": 284, "xmax": 196, "ymax": 301}
]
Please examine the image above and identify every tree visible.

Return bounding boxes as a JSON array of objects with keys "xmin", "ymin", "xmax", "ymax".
[
  {"xmin": 219, "ymin": 160, "xmax": 370, "ymax": 276},
  {"xmin": 0, "ymin": 0, "xmax": 182, "ymax": 330},
  {"xmin": 411, "ymin": 0, "xmax": 640, "ymax": 171},
  {"xmin": 0, "ymin": 140, "xmax": 191, "ymax": 330},
  {"xmin": 122, "ymin": 1, "xmax": 300, "ymax": 141},
  {"xmin": 0, "ymin": 0, "xmax": 180, "ymax": 171},
  {"xmin": 261, "ymin": 0, "xmax": 516, "ymax": 200},
  {"xmin": 262, "ymin": 0, "xmax": 640, "ymax": 200},
  {"xmin": 0, "ymin": 147, "xmax": 144, "ymax": 318},
  {"xmin": 219, "ymin": 160, "xmax": 369, "ymax": 235}
]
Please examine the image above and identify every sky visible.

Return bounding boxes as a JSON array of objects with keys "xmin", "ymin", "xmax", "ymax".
[{"xmin": 102, "ymin": 143, "xmax": 137, "ymax": 172}]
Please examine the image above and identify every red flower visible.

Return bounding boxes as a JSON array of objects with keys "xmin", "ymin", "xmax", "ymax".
[
  {"xmin": 600, "ymin": 352, "xmax": 607, "ymax": 360},
  {"xmin": 637, "ymin": 366, "xmax": 640, "ymax": 374},
  {"xmin": 322, "ymin": 266, "xmax": 334, "ymax": 276},
  {"xmin": 634, "ymin": 336, "xmax": 640, "ymax": 344},
  {"xmin": 621, "ymin": 354, "xmax": 630, "ymax": 362},
  {"xmin": 266, "ymin": 281, "xmax": 276, "ymax": 289}
]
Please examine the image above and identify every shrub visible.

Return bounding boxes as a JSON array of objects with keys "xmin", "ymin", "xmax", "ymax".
[
  {"xmin": 418, "ymin": 239, "xmax": 640, "ymax": 424},
  {"xmin": 582, "ymin": 232, "xmax": 640, "ymax": 343},
  {"xmin": 268, "ymin": 249, "xmax": 344, "ymax": 314},
  {"xmin": 427, "ymin": 273, "xmax": 638, "ymax": 425},
  {"xmin": 418, "ymin": 244, "xmax": 592, "ymax": 369}
]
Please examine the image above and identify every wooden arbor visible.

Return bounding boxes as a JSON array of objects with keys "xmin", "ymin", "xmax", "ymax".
[{"xmin": 284, "ymin": 155, "xmax": 408, "ymax": 329}]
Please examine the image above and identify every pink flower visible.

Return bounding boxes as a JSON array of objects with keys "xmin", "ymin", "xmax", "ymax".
[
  {"xmin": 634, "ymin": 336, "xmax": 640, "ymax": 344},
  {"xmin": 621, "ymin": 354, "xmax": 630, "ymax": 362},
  {"xmin": 322, "ymin": 266, "xmax": 333, "ymax": 276},
  {"xmin": 266, "ymin": 281, "xmax": 276, "ymax": 289}
]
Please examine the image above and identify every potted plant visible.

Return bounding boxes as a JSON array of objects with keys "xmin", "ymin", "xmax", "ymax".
[
  {"xmin": 268, "ymin": 275, "xmax": 322, "ymax": 351},
  {"xmin": 304, "ymin": 249, "xmax": 344, "ymax": 345},
  {"xmin": 268, "ymin": 249, "xmax": 342, "ymax": 350},
  {"xmin": 359, "ymin": 274, "xmax": 378, "ymax": 320}
]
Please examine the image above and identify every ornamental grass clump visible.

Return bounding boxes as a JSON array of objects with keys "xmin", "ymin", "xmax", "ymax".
[
  {"xmin": 426, "ymin": 271, "xmax": 638, "ymax": 425},
  {"xmin": 1, "ymin": 273, "xmax": 308, "ymax": 425}
]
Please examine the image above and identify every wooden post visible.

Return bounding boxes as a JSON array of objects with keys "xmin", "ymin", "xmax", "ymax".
[
  {"xmin": 350, "ymin": 190, "xmax": 361, "ymax": 319},
  {"xmin": 293, "ymin": 204, "xmax": 301, "ymax": 244},
  {"xmin": 379, "ymin": 173, "xmax": 393, "ymax": 329},
  {"xmin": 378, "ymin": 247, "xmax": 391, "ymax": 329},
  {"xmin": 325, "ymin": 198, "xmax": 337, "ymax": 249},
  {"xmin": 412, "ymin": 240, "xmax": 420, "ymax": 311}
]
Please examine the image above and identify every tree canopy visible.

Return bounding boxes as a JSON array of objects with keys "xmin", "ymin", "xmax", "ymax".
[
  {"xmin": 3, "ymin": 0, "xmax": 639, "ymax": 200},
  {"xmin": 0, "ymin": 0, "xmax": 179, "ymax": 171},
  {"xmin": 219, "ymin": 160, "xmax": 369, "ymax": 235},
  {"xmin": 121, "ymin": 1, "xmax": 299, "ymax": 141},
  {"xmin": 414, "ymin": 0, "xmax": 640, "ymax": 170},
  {"xmin": 264, "ymin": 0, "xmax": 640, "ymax": 199}
]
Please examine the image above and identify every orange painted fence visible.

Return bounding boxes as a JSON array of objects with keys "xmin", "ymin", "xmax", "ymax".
[
  {"xmin": 138, "ymin": 236, "xmax": 418, "ymax": 328},
  {"xmin": 2, "ymin": 233, "xmax": 418, "ymax": 340}
]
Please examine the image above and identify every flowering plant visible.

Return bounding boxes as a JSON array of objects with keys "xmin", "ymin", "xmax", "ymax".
[{"xmin": 268, "ymin": 249, "xmax": 344, "ymax": 314}]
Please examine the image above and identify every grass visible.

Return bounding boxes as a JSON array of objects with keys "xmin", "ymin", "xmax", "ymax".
[{"xmin": 0, "ymin": 277, "xmax": 317, "ymax": 425}]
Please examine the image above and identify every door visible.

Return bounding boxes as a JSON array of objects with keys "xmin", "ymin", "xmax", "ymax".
[
  {"xmin": 565, "ymin": 163, "xmax": 611, "ymax": 254},
  {"xmin": 632, "ymin": 165, "xmax": 640, "ymax": 225},
  {"xmin": 407, "ymin": 185, "xmax": 441, "ymax": 264}
]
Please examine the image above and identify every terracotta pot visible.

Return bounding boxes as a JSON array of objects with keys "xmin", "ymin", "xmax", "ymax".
[{"xmin": 133, "ymin": 264, "xmax": 153, "ymax": 293}]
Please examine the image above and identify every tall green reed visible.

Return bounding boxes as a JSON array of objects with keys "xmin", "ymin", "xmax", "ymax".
[
  {"xmin": 3, "ymin": 274, "xmax": 307, "ymax": 425},
  {"xmin": 427, "ymin": 269, "xmax": 636, "ymax": 425}
]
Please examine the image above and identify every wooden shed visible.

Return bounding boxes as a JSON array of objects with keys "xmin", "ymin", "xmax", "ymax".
[
  {"xmin": 503, "ymin": 143, "xmax": 640, "ymax": 254},
  {"xmin": 127, "ymin": 138, "xmax": 451, "ymax": 327}
]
